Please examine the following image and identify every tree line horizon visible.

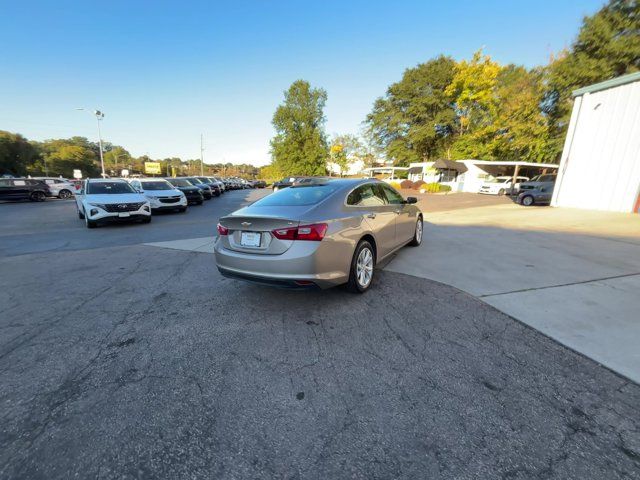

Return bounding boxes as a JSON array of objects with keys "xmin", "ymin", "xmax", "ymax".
[{"xmin": 1, "ymin": 0, "xmax": 638, "ymax": 180}]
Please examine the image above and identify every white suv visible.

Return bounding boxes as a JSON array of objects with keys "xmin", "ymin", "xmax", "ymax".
[
  {"xmin": 478, "ymin": 176, "xmax": 529, "ymax": 195},
  {"xmin": 75, "ymin": 179, "xmax": 151, "ymax": 228},
  {"xmin": 128, "ymin": 178, "xmax": 187, "ymax": 213}
]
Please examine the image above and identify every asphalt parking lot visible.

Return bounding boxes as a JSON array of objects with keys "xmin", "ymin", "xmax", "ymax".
[{"xmin": 1, "ymin": 191, "xmax": 639, "ymax": 479}]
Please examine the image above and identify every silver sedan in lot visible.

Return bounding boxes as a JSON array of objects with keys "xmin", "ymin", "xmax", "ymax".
[{"xmin": 214, "ymin": 178, "xmax": 423, "ymax": 292}]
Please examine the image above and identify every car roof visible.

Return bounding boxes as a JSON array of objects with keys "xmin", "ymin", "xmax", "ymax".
[{"xmin": 86, "ymin": 178, "xmax": 128, "ymax": 183}]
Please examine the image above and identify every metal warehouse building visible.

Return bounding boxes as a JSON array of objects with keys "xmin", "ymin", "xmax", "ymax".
[{"xmin": 552, "ymin": 72, "xmax": 640, "ymax": 213}]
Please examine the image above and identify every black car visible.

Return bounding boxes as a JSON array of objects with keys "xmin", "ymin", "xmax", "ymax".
[
  {"xmin": 0, "ymin": 178, "xmax": 51, "ymax": 201},
  {"xmin": 165, "ymin": 178, "xmax": 204, "ymax": 205},
  {"xmin": 272, "ymin": 176, "xmax": 297, "ymax": 191},
  {"xmin": 183, "ymin": 177, "xmax": 213, "ymax": 199},
  {"xmin": 195, "ymin": 177, "xmax": 221, "ymax": 196},
  {"xmin": 253, "ymin": 180, "xmax": 267, "ymax": 188}
]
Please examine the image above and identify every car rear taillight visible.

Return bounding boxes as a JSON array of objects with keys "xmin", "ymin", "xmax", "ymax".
[
  {"xmin": 217, "ymin": 223, "xmax": 229, "ymax": 235},
  {"xmin": 271, "ymin": 223, "xmax": 327, "ymax": 241}
]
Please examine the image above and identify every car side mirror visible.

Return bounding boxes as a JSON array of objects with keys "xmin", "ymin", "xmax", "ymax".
[{"xmin": 406, "ymin": 197, "xmax": 418, "ymax": 204}]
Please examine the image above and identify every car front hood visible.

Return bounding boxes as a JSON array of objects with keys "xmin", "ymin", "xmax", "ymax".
[
  {"xmin": 84, "ymin": 193, "xmax": 147, "ymax": 203},
  {"xmin": 144, "ymin": 190, "xmax": 183, "ymax": 198}
]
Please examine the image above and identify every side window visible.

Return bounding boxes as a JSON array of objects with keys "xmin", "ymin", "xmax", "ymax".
[
  {"xmin": 13, "ymin": 180, "xmax": 26, "ymax": 186},
  {"xmin": 0, "ymin": 179, "xmax": 11, "ymax": 187},
  {"xmin": 380, "ymin": 184, "xmax": 404, "ymax": 205},
  {"xmin": 347, "ymin": 184, "xmax": 386, "ymax": 207}
]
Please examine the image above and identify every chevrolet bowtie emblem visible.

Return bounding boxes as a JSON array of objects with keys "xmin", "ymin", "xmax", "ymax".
[{"xmin": 241, "ymin": 222, "xmax": 252, "ymax": 227}]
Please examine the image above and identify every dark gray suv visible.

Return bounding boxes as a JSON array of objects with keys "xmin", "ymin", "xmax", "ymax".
[{"xmin": 517, "ymin": 174, "xmax": 557, "ymax": 206}]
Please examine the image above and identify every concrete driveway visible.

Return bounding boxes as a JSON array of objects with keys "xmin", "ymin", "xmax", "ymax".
[{"xmin": 386, "ymin": 200, "xmax": 640, "ymax": 383}]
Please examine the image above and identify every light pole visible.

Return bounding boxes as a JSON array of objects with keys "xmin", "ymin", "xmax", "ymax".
[
  {"xmin": 200, "ymin": 134, "xmax": 205, "ymax": 176},
  {"xmin": 77, "ymin": 108, "xmax": 106, "ymax": 178}
]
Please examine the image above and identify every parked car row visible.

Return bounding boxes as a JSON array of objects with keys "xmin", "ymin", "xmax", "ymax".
[
  {"xmin": 0, "ymin": 177, "xmax": 76, "ymax": 201},
  {"xmin": 221, "ymin": 177, "xmax": 267, "ymax": 189},
  {"xmin": 73, "ymin": 176, "xmax": 234, "ymax": 228}
]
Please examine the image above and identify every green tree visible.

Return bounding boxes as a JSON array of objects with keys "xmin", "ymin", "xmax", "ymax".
[
  {"xmin": 34, "ymin": 137, "xmax": 100, "ymax": 177},
  {"xmin": 103, "ymin": 146, "xmax": 131, "ymax": 176},
  {"xmin": 270, "ymin": 80, "xmax": 329, "ymax": 176},
  {"xmin": 0, "ymin": 131, "xmax": 40, "ymax": 176},
  {"xmin": 366, "ymin": 55, "xmax": 457, "ymax": 165},
  {"xmin": 445, "ymin": 49, "xmax": 502, "ymax": 138},
  {"xmin": 545, "ymin": 0, "xmax": 640, "ymax": 154},
  {"xmin": 488, "ymin": 66, "xmax": 552, "ymax": 162},
  {"xmin": 329, "ymin": 134, "xmax": 362, "ymax": 176}
]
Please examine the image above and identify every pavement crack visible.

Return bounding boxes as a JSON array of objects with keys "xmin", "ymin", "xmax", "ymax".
[{"xmin": 479, "ymin": 272, "xmax": 640, "ymax": 298}]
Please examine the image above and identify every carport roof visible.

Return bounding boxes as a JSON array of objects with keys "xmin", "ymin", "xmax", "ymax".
[{"xmin": 433, "ymin": 159, "xmax": 468, "ymax": 172}]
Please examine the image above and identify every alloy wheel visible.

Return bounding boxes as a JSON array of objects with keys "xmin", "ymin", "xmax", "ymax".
[{"xmin": 356, "ymin": 247, "xmax": 373, "ymax": 288}]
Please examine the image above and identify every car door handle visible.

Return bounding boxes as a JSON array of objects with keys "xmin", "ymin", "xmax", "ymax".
[
  {"xmin": 366, "ymin": 213, "xmax": 376, "ymax": 219},
  {"xmin": 394, "ymin": 209, "xmax": 402, "ymax": 214}
]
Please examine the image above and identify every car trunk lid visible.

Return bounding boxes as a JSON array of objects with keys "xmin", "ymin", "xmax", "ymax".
[{"xmin": 219, "ymin": 209, "xmax": 304, "ymax": 255}]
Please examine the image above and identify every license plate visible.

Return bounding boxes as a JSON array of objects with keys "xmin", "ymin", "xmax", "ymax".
[
  {"xmin": 118, "ymin": 212, "xmax": 130, "ymax": 218},
  {"xmin": 240, "ymin": 231, "xmax": 261, "ymax": 247}
]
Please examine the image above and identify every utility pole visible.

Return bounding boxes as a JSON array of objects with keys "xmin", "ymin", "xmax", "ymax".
[{"xmin": 200, "ymin": 134, "xmax": 205, "ymax": 176}]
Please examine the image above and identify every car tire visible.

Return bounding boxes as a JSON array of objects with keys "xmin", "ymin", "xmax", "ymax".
[
  {"xmin": 85, "ymin": 214, "xmax": 96, "ymax": 229},
  {"xmin": 178, "ymin": 207, "xmax": 187, "ymax": 213},
  {"xmin": 521, "ymin": 195, "xmax": 534, "ymax": 207},
  {"xmin": 197, "ymin": 200, "xmax": 203, "ymax": 205},
  {"xmin": 30, "ymin": 191, "xmax": 46, "ymax": 202},
  {"xmin": 346, "ymin": 240, "xmax": 375, "ymax": 293},
  {"xmin": 142, "ymin": 217, "xmax": 152, "ymax": 224},
  {"xmin": 408, "ymin": 216, "xmax": 423, "ymax": 247},
  {"xmin": 498, "ymin": 188, "xmax": 505, "ymax": 196},
  {"xmin": 78, "ymin": 207, "xmax": 85, "ymax": 219},
  {"xmin": 58, "ymin": 189, "xmax": 72, "ymax": 199}
]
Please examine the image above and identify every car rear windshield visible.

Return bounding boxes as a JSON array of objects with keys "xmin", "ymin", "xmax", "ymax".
[
  {"xmin": 252, "ymin": 184, "xmax": 340, "ymax": 206},
  {"xmin": 141, "ymin": 181, "xmax": 172, "ymax": 190},
  {"xmin": 87, "ymin": 182, "xmax": 136, "ymax": 194}
]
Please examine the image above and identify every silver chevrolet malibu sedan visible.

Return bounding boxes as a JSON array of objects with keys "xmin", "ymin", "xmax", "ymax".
[{"xmin": 214, "ymin": 178, "xmax": 423, "ymax": 293}]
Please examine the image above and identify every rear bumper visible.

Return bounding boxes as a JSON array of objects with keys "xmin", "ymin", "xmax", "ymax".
[
  {"xmin": 217, "ymin": 267, "xmax": 320, "ymax": 289},
  {"xmin": 214, "ymin": 239, "xmax": 349, "ymax": 289}
]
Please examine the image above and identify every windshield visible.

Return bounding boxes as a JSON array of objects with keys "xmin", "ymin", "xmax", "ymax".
[
  {"xmin": 196, "ymin": 177, "xmax": 210, "ymax": 183},
  {"xmin": 252, "ymin": 184, "xmax": 339, "ymax": 206},
  {"xmin": 141, "ymin": 180, "xmax": 173, "ymax": 191},
  {"xmin": 167, "ymin": 178, "xmax": 190, "ymax": 187},
  {"xmin": 187, "ymin": 178, "xmax": 202, "ymax": 185},
  {"xmin": 87, "ymin": 181, "xmax": 136, "ymax": 194},
  {"xmin": 485, "ymin": 177, "xmax": 508, "ymax": 184}
]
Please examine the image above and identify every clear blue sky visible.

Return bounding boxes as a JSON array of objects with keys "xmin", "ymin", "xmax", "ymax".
[{"xmin": 0, "ymin": 0, "xmax": 604, "ymax": 166}]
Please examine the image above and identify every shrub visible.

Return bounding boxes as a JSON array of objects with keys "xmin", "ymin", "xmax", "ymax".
[
  {"xmin": 400, "ymin": 179, "xmax": 413, "ymax": 189},
  {"xmin": 389, "ymin": 181, "xmax": 402, "ymax": 190},
  {"xmin": 419, "ymin": 183, "xmax": 452, "ymax": 193},
  {"xmin": 412, "ymin": 180, "xmax": 426, "ymax": 190}
]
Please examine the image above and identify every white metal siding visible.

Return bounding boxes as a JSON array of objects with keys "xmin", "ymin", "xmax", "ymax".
[{"xmin": 552, "ymin": 80, "xmax": 640, "ymax": 213}]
